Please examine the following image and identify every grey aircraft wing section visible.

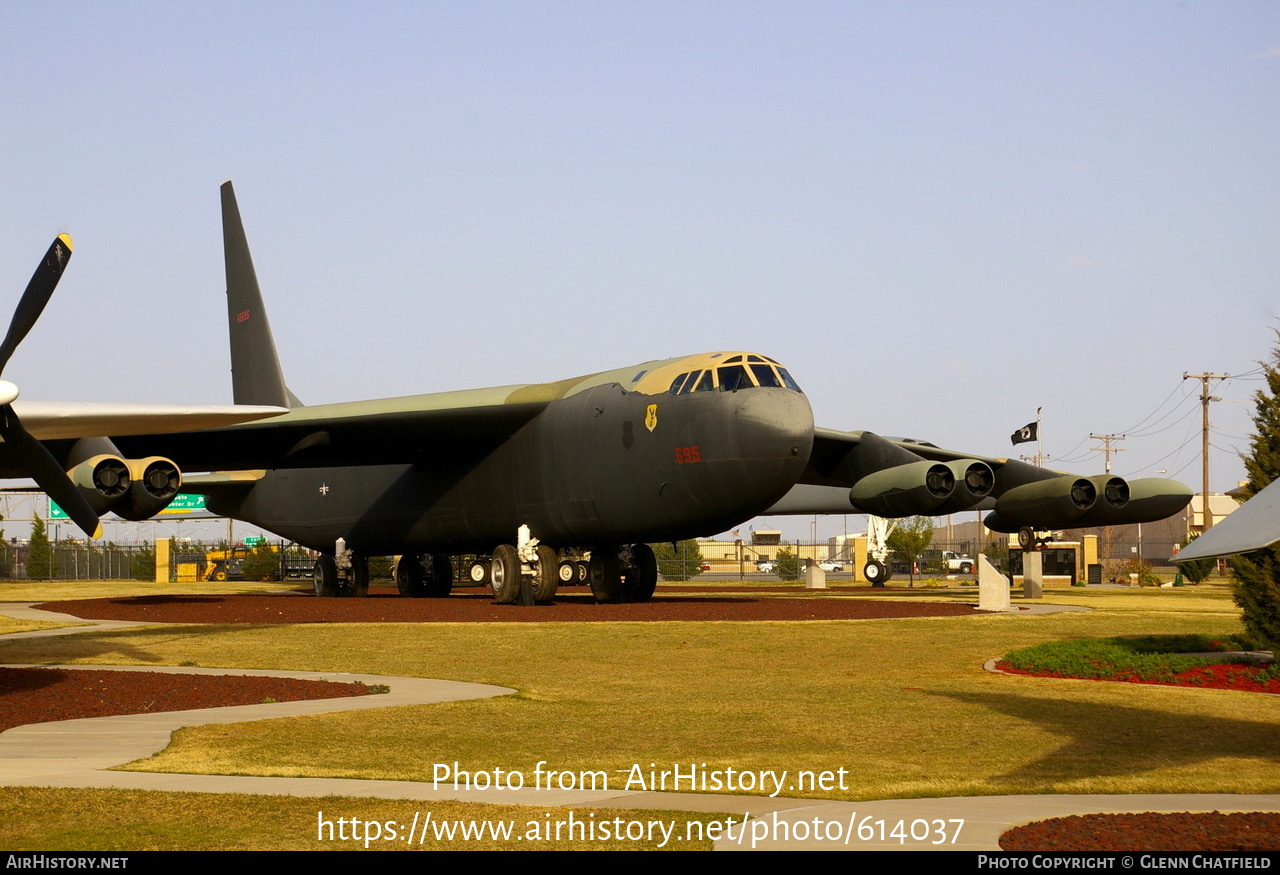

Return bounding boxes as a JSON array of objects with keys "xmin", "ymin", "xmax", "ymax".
[
  {"xmin": 773, "ymin": 427, "xmax": 1191, "ymax": 530},
  {"xmin": 1175, "ymin": 481, "xmax": 1280, "ymax": 562}
]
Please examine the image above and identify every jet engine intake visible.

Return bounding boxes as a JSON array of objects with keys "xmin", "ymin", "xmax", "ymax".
[
  {"xmin": 989, "ymin": 475, "xmax": 1100, "ymax": 530},
  {"xmin": 66, "ymin": 455, "xmax": 182, "ymax": 521},
  {"xmin": 985, "ymin": 475, "xmax": 1191, "ymax": 532},
  {"xmin": 1067, "ymin": 475, "xmax": 1133, "ymax": 526},
  {"xmin": 850, "ymin": 459, "xmax": 994, "ymax": 517},
  {"xmin": 67, "ymin": 454, "xmax": 131, "ymax": 515},
  {"xmin": 114, "ymin": 457, "xmax": 182, "ymax": 521}
]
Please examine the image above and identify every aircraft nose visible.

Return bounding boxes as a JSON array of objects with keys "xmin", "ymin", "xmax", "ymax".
[{"xmin": 734, "ymin": 389, "xmax": 814, "ymax": 467}]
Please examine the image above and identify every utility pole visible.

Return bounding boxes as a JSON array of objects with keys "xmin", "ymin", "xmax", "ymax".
[
  {"xmin": 1089, "ymin": 434, "xmax": 1125, "ymax": 570},
  {"xmin": 1182, "ymin": 372, "xmax": 1229, "ymax": 530},
  {"xmin": 1088, "ymin": 433, "xmax": 1126, "ymax": 474}
]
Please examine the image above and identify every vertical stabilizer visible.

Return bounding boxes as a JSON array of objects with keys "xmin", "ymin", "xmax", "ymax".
[{"xmin": 221, "ymin": 180, "xmax": 299, "ymax": 408}]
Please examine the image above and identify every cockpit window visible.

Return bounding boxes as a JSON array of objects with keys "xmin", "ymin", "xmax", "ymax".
[
  {"xmin": 778, "ymin": 368, "xmax": 802, "ymax": 392},
  {"xmin": 632, "ymin": 370, "xmax": 648, "ymax": 383},
  {"xmin": 717, "ymin": 365, "xmax": 751, "ymax": 391},
  {"xmin": 750, "ymin": 363, "xmax": 781, "ymax": 388},
  {"xmin": 667, "ymin": 355, "xmax": 805, "ymax": 396}
]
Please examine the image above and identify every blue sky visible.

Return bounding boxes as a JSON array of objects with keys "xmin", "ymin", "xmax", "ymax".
[{"xmin": 2, "ymin": 1, "xmax": 1278, "ymax": 542}]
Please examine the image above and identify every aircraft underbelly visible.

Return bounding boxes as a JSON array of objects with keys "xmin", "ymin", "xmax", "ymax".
[{"xmin": 223, "ymin": 385, "xmax": 813, "ymax": 553}]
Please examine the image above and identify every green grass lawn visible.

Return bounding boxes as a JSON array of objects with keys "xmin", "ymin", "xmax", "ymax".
[
  {"xmin": 1, "ymin": 581, "xmax": 1276, "ymax": 847},
  {"xmin": 0, "ymin": 788, "xmax": 725, "ymax": 850}
]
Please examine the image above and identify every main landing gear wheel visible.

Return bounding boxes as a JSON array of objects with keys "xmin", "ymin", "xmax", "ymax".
[
  {"xmin": 398, "ymin": 553, "xmax": 455, "ymax": 598},
  {"xmin": 349, "ymin": 554, "xmax": 369, "ymax": 598},
  {"xmin": 623, "ymin": 543, "xmax": 658, "ymax": 602},
  {"xmin": 397, "ymin": 553, "xmax": 425, "ymax": 597},
  {"xmin": 490, "ymin": 544, "xmax": 521, "ymax": 605},
  {"xmin": 589, "ymin": 548, "xmax": 623, "ymax": 604},
  {"xmin": 313, "ymin": 555, "xmax": 339, "ymax": 597},
  {"xmin": 863, "ymin": 560, "xmax": 888, "ymax": 588},
  {"xmin": 428, "ymin": 554, "xmax": 454, "ymax": 597},
  {"xmin": 558, "ymin": 560, "xmax": 578, "ymax": 585},
  {"xmin": 469, "ymin": 559, "xmax": 491, "ymax": 586},
  {"xmin": 534, "ymin": 545, "xmax": 559, "ymax": 602},
  {"xmin": 575, "ymin": 561, "xmax": 589, "ymax": 584},
  {"xmin": 1018, "ymin": 527, "xmax": 1035, "ymax": 552}
]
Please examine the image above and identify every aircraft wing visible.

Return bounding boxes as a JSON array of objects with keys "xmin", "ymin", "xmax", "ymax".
[
  {"xmin": 12, "ymin": 401, "xmax": 286, "ymax": 441},
  {"xmin": 107, "ymin": 388, "xmax": 552, "ymax": 472},
  {"xmin": 1174, "ymin": 481, "xmax": 1280, "ymax": 561},
  {"xmin": 769, "ymin": 426, "xmax": 1192, "ymax": 530}
]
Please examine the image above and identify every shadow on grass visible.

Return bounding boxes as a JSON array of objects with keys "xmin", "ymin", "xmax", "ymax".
[{"xmin": 931, "ymin": 689, "xmax": 1280, "ymax": 788}]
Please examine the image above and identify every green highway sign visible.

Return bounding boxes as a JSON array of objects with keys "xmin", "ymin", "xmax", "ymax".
[{"xmin": 49, "ymin": 493, "xmax": 209, "ymax": 520}]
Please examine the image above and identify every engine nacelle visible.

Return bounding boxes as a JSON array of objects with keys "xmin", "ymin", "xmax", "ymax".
[
  {"xmin": 67, "ymin": 454, "xmax": 132, "ymax": 515},
  {"xmin": 1068, "ymin": 475, "xmax": 1131, "ymax": 526},
  {"xmin": 986, "ymin": 475, "xmax": 1191, "ymax": 532},
  {"xmin": 115, "ymin": 457, "xmax": 182, "ymax": 521},
  {"xmin": 989, "ymin": 475, "xmax": 1101, "ymax": 530},
  {"xmin": 66, "ymin": 454, "xmax": 182, "ymax": 521},
  {"xmin": 850, "ymin": 459, "xmax": 994, "ymax": 517},
  {"xmin": 1074, "ymin": 477, "xmax": 1192, "ymax": 527}
]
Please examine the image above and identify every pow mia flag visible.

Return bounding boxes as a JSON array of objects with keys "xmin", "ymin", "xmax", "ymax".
[{"xmin": 1011, "ymin": 422, "xmax": 1038, "ymax": 445}]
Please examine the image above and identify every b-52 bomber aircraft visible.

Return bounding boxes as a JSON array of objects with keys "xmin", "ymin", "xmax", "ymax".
[{"xmin": 4, "ymin": 181, "xmax": 1193, "ymax": 603}]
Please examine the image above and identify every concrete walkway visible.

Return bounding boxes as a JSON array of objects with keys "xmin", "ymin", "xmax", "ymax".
[{"xmin": 3, "ymin": 602, "xmax": 1279, "ymax": 851}]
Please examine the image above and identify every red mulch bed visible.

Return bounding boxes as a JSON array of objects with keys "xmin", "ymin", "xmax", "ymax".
[
  {"xmin": 34, "ymin": 588, "xmax": 984, "ymax": 624},
  {"xmin": 996, "ymin": 660, "xmax": 1280, "ymax": 694},
  {"xmin": 1001, "ymin": 812, "xmax": 1280, "ymax": 851},
  {"xmin": 0, "ymin": 667, "xmax": 375, "ymax": 733}
]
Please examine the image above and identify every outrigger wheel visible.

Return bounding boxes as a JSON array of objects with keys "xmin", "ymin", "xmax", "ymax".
[
  {"xmin": 1017, "ymin": 527, "xmax": 1035, "ymax": 552},
  {"xmin": 863, "ymin": 560, "xmax": 888, "ymax": 588}
]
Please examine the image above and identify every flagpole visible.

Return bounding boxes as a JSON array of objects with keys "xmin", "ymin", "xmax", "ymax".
[{"xmin": 1036, "ymin": 406, "xmax": 1043, "ymax": 467}]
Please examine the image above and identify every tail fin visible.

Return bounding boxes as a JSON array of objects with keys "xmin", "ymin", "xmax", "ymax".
[{"xmin": 221, "ymin": 180, "xmax": 301, "ymax": 408}]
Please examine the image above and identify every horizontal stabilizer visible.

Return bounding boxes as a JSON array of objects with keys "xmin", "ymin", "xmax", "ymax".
[{"xmin": 1176, "ymin": 479, "xmax": 1280, "ymax": 561}]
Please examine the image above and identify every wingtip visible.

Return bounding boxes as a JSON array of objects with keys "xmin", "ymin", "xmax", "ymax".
[{"xmin": 56, "ymin": 233, "xmax": 73, "ymax": 252}]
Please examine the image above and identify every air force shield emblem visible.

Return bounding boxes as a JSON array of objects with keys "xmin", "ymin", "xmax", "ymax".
[{"xmin": 645, "ymin": 404, "xmax": 658, "ymax": 433}]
